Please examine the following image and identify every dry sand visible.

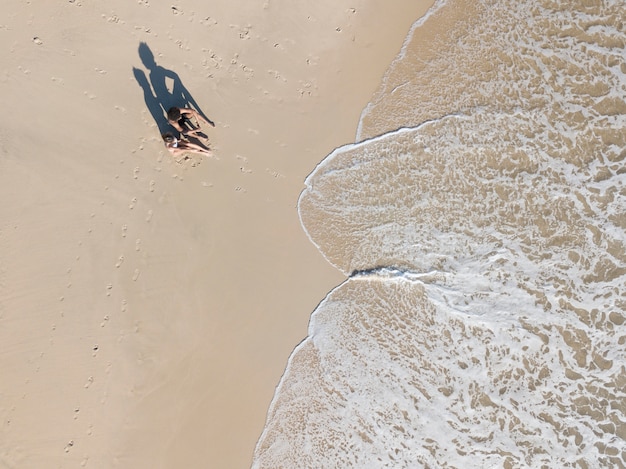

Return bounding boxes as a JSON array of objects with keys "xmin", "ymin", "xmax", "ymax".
[{"xmin": 0, "ymin": 1, "xmax": 433, "ymax": 467}]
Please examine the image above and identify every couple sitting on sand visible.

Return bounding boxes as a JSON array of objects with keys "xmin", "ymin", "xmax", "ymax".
[{"xmin": 162, "ymin": 106, "xmax": 215, "ymax": 160}]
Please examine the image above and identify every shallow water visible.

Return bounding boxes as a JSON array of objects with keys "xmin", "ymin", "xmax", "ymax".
[{"xmin": 254, "ymin": 0, "xmax": 626, "ymax": 467}]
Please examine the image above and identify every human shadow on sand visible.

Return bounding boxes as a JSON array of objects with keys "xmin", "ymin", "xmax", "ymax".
[{"xmin": 133, "ymin": 42, "xmax": 214, "ymax": 142}]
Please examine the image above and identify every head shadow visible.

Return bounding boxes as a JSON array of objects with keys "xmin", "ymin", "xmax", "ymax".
[{"xmin": 134, "ymin": 42, "xmax": 211, "ymax": 136}]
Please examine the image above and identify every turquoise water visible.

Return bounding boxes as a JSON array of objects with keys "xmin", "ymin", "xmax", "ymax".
[{"xmin": 254, "ymin": 0, "xmax": 626, "ymax": 467}]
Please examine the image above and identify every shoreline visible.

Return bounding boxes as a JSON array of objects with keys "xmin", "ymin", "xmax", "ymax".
[{"xmin": 0, "ymin": 1, "xmax": 435, "ymax": 467}]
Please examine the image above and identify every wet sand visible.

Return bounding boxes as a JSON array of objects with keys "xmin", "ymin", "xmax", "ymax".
[{"xmin": 0, "ymin": 1, "xmax": 433, "ymax": 467}]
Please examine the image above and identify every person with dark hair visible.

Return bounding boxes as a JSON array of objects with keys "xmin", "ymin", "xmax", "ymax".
[
  {"xmin": 167, "ymin": 106, "xmax": 214, "ymax": 137},
  {"xmin": 162, "ymin": 132, "xmax": 212, "ymax": 161}
]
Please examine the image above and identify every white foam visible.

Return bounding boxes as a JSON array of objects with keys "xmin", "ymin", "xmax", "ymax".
[
  {"xmin": 254, "ymin": 0, "xmax": 626, "ymax": 466},
  {"xmin": 356, "ymin": 0, "xmax": 449, "ymax": 141}
]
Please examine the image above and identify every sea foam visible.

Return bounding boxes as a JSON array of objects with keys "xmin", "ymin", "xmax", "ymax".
[{"xmin": 253, "ymin": 0, "xmax": 626, "ymax": 467}]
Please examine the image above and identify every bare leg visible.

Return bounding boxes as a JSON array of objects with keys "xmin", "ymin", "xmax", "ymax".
[
  {"xmin": 181, "ymin": 141, "xmax": 212, "ymax": 155},
  {"xmin": 182, "ymin": 126, "xmax": 204, "ymax": 138},
  {"xmin": 183, "ymin": 108, "xmax": 215, "ymax": 128},
  {"xmin": 175, "ymin": 116, "xmax": 207, "ymax": 139},
  {"xmin": 196, "ymin": 113, "xmax": 215, "ymax": 128}
]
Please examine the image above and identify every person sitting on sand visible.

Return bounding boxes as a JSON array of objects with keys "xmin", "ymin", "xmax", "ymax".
[
  {"xmin": 167, "ymin": 106, "xmax": 214, "ymax": 138},
  {"xmin": 162, "ymin": 132, "xmax": 212, "ymax": 160}
]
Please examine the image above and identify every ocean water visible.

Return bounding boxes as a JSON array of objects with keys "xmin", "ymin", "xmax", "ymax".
[{"xmin": 253, "ymin": 0, "xmax": 626, "ymax": 467}]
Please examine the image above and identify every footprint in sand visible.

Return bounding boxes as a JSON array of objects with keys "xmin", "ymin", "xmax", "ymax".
[
  {"xmin": 200, "ymin": 17, "xmax": 218, "ymax": 27},
  {"xmin": 115, "ymin": 255, "xmax": 125, "ymax": 268},
  {"xmin": 266, "ymin": 167, "xmax": 286, "ymax": 179},
  {"xmin": 236, "ymin": 155, "xmax": 253, "ymax": 173},
  {"xmin": 105, "ymin": 14, "xmax": 122, "ymax": 24}
]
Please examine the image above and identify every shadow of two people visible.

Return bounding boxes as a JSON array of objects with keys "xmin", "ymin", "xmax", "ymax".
[{"xmin": 133, "ymin": 42, "xmax": 213, "ymax": 141}]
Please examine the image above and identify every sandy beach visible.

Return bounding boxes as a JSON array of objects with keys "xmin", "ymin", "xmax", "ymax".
[{"xmin": 0, "ymin": 1, "xmax": 434, "ymax": 468}]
